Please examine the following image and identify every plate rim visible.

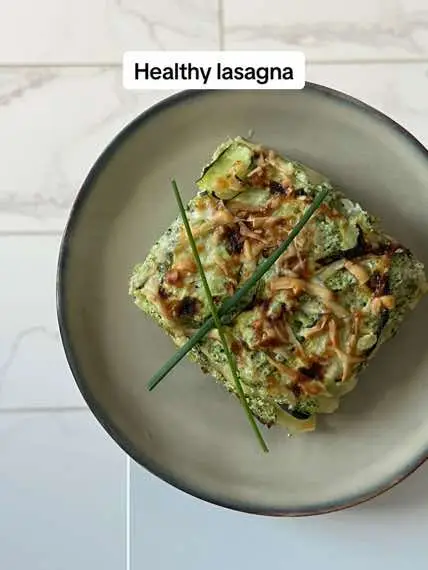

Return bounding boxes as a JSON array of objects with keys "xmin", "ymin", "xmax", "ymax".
[{"xmin": 56, "ymin": 84, "xmax": 428, "ymax": 516}]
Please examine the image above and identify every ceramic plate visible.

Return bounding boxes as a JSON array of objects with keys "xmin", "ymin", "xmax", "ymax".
[{"xmin": 57, "ymin": 86, "xmax": 428, "ymax": 516}]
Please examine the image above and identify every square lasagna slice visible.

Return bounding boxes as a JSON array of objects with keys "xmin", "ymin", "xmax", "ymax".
[{"xmin": 129, "ymin": 137, "xmax": 427, "ymax": 432}]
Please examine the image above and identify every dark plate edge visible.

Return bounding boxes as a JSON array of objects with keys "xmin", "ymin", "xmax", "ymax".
[{"xmin": 56, "ymin": 84, "xmax": 428, "ymax": 517}]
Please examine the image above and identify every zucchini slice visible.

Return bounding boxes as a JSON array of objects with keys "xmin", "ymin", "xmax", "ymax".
[{"xmin": 196, "ymin": 140, "xmax": 253, "ymax": 199}]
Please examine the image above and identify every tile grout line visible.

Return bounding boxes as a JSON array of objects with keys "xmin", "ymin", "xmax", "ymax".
[
  {"xmin": 309, "ymin": 57, "xmax": 428, "ymax": 66},
  {"xmin": 0, "ymin": 406, "xmax": 88, "ymax": 414},
  {"xmin": 0, "ymin": 62, "xmax": 117, "ymax": 68},
  {"xmin": 0, "ymin": 230, "xmax": 63, "ymax": 236},
  {"xmin": 0, "ymin": 58, "xmax": 428, "ymax": 69},
  {"xmin": 218, "ymin": 0, "xmax": 224, "ymax": 51},
  {"xmin": 126, "ymin": 455, "xmax": 130, "ymax": 570}
]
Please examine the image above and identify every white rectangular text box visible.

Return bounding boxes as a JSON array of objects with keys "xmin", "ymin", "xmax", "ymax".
[{"xmin": 123, "ymin": 51, "xmax": 305, "ymax": 90}]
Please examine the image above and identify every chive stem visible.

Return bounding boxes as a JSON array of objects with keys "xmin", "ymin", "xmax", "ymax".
[
  {"xmin": 148, "ymin": 184, "xmax": 329, "ymax": 391},
  {"xmin": 171, "ymin": 180, "xmax": 268, "ymax": 452}
]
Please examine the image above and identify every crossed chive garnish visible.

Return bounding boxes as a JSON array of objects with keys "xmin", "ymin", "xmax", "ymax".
[
  {"xmin": 148, "ymin": 179, "xmax": 329, "ymax": 451},
  {"xmin": 170, "ymin": 179, "xmax": 269, "ymax": 452}
]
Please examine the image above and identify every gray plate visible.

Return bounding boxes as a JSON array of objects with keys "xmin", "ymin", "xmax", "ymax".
[{"xmin": 57, "ymin": 86, "xmax": 428, "ymax": 516}]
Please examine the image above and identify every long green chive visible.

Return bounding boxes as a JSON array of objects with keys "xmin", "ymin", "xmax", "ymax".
[
  {"xmin": 171, "ymin": 180, "xmax": 269, "ymax": 452},
  {"xmin": 148, "ymin": 184, "xmax": 329, "ymax": 391}
]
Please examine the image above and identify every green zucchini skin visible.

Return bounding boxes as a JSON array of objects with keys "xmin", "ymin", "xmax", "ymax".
[{"xmin": 196, "ymin": 138, "xmax": 254, "ymax": 199}]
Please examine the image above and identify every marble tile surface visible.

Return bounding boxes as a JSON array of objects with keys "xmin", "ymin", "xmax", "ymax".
[
  {"xmin": 0, "ymin": 235, "xmax": 86, "ymax": 409},
  {"xmin": 0, "ymin": 67, "xmax": 176, "ymax": 232},
  {"xmin": 306, "ymin": 62, "xmax": 428, "ymax": 146},
  {"xmin": 0, "ymin": 410, "xmax": 125, "ymax": 570},
  {"xmin": 0, "ymin": 0, "xmax": 218, "ymax": 64},
  {"xmin": 2, "ymin": 64, "xmax": 428, "ymax": 232},
  {"xmin": 223, "ymin": 0, "xmax": 428, "ymax": 61},
  {"xmin": 1, "ymin": 2, "xmax": 428, "ymax": 567},
  {"xmin": 130, "ymin": 461, "xmax": 428, "ymax": 570}
]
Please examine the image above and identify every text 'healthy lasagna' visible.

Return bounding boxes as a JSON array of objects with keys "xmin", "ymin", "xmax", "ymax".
[{"xmin": 129, "ymin": 137, "xmax": 427, "ymax": 433}]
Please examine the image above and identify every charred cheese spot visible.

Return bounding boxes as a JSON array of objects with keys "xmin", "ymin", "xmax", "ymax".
[
  {"xmin": 367, "ymin": 271, "xmax": 389, "ymax": 296},
  {"xmin": 269, "ymin": 180, "xmax": 287, "ymax": 195},
  {"xmin": 174, "ymin": 297, "xmax": 200, "ymax": 320},
  {"xmin": 223, "ymin": 225, "xmax": 244, "ymax": 255}
]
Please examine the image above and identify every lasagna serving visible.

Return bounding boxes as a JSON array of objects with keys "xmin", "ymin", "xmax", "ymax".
[{"xmin": 129, "ymin": 137, "xmax": 427, "ymax": 433}]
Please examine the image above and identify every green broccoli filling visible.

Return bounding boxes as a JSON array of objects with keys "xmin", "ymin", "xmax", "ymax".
[{"xmin": 292, "ymin": 398, "xmax": 319, "ymax": 417}]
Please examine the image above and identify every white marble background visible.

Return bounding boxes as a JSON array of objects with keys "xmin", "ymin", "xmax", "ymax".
[{"xmin": 2, "ymin": 0, "xmax": 428, "ymax": 568}]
